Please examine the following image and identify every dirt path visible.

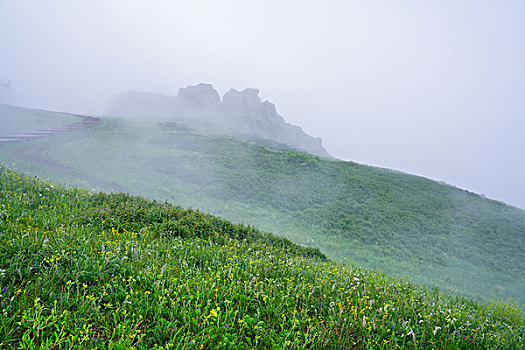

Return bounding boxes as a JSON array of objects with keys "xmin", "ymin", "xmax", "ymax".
[
  {"xmin": 0, "ymin": 114, "xmax": 100, "ymax": 144},
  {"xmin": 2, "ymin": 114, "xmax": 126, "ymax": 192}
]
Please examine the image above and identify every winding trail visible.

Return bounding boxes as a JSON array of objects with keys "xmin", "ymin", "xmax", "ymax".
[
  {"xmin": 0, "ymin": 114, "xmax": 100, "ymax": 144},
  {"xmin": 1, "ymin": 113, "xmax": 125, "ymax": 191}
]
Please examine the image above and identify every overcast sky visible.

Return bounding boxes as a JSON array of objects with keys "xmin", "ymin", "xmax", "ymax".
[{"xmin": 1, "ymin": 0, "xmax": 524, "ymax": 209}]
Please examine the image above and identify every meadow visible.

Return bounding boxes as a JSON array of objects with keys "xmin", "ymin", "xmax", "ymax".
[
  {"xmin": 1, "ymin": 109, "xmax": 524, "ymax": 305},
  {"xmin": 0, "ymin": 166, "xmax": 523, "ymax": 349}
]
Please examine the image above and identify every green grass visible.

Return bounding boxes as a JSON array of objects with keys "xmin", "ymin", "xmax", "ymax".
[
  {"xmin": 0, "ymin": 107, "xmax": 524, "ymax": 306},
  {"xmin": 1, "ymin": 166, "xmax": 524, "ymax": 349}
]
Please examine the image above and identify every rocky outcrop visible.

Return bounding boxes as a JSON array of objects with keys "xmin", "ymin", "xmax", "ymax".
[
  {"xmin": 220, "ymin": 88, "xmax": 328, "ymax": 157},
  {"xmin": 177, "ymin": 83, "xmax": 221, "ymax": 117},
  {"xmin": 222, "ymin": 88, "xmax": 284, "ymax": 123},
  {"xmin": 106, "ymin": 84, "xmax": 330, "ymax": 157}
]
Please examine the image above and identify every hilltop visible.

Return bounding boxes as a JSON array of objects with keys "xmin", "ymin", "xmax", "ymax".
[
  {"xmin": 106, "ymin": 84, "xmax": 329, "ymax": 157},
  {"xmin": 0, "ymin": 105, "xmax": 524, "ymax": 306},
  {"xmin": 0, "ymin": 166, "xmax": 523, "ymax": 348}
]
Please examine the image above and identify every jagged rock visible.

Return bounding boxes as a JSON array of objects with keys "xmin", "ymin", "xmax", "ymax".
[
  {"xmin": 220, "ymin": 88, "xmax": 328, "ymax": 156},
  {"xmin": 222, "ymin": 88, "xmax": 284, "ymax": 124},
  {"xmin": 177, "ymin": 83, "xmax": 221, "ymax": 116},
  {"xmin": 222, "ymin": 88, "xmax": 261, "ymax": 116},
  {"xmin": 106, "ymin": 84, "xmax": 330, "ymax": 157}
]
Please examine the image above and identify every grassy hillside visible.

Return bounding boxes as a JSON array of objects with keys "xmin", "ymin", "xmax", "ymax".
[
  {"xmin": 1, "ymin": 167, "xmax": 523, "ymax": 349},
  {"xmin": 0, "ymin": 104, "xmax": 77, "ymax": 136},
  {"xmin": 0, "ymin": 107, "xmax": 524, "ymax": 305}
]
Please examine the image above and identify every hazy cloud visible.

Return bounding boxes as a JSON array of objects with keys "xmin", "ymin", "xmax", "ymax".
[{"xmin": 1, "ymin": 0, "xmax": 524, "ymax": 208}]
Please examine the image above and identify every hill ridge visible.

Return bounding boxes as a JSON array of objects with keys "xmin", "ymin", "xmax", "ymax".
[{"xmin": 106, "ymin": 83, "xmax": 329, "ymax": 157}]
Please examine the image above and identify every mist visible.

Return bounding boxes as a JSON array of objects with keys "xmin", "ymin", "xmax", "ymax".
[{"xmin": 1, "ymin": 0, "xmax": 524, "ymax": 209}]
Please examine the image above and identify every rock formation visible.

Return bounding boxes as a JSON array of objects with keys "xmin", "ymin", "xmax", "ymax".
[
  {"xmin": 106, "ymin": 84, "xmax": 330, "ymax": 157},
  {"xmin": 177, "ymin": 83, "xmax": 221, "ymax": 117}
]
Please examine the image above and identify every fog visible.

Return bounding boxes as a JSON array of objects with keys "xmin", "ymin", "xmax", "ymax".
[{"xmin": 1, "ymin": 0, "xmax": 524, "ymax": 209}]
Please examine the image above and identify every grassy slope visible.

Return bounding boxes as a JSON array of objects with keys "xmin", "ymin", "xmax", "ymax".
[
  {"xmin": 0, "ymin": 109, "xmax": 524, "ymax": 305},
  {"xmin": 0, "ymin": 104, "xmax": 77, "ymax": 136},
  {"xmin": 0, "ymin": 167, "xmax": 523, "ymax": 349}
]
